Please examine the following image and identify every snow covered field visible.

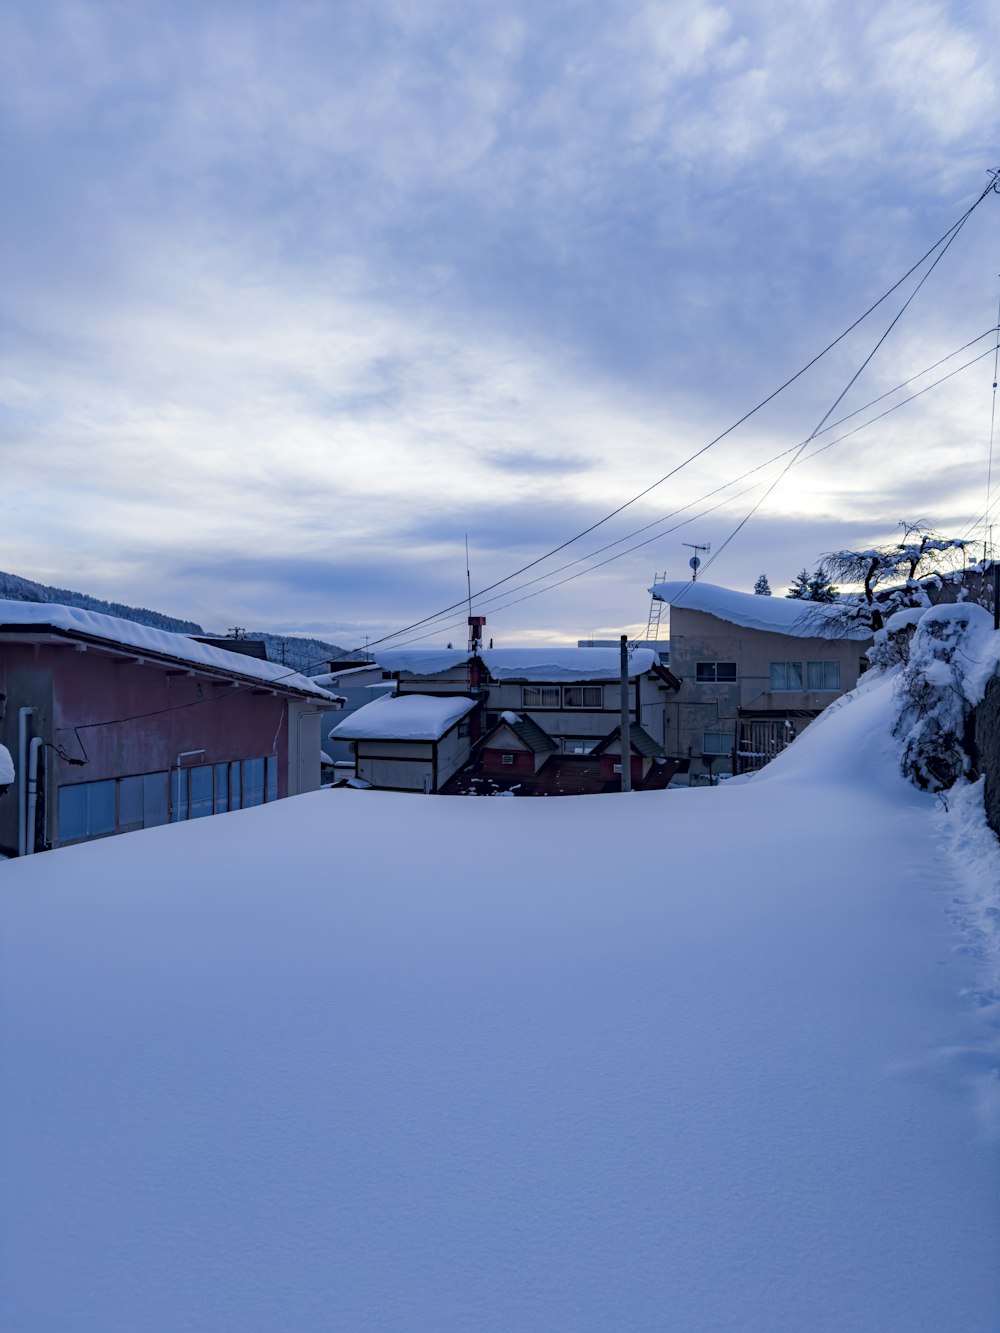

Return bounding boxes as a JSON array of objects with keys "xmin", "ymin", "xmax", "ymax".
[{"xmin": 1, "ymin": 672, "xmax": 999, "ymax": 1331}]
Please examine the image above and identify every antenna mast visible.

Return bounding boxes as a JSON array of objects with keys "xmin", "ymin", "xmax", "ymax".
[{"xmin": 683, "ymin": 541, "xmax": 711, "ymax": 582}]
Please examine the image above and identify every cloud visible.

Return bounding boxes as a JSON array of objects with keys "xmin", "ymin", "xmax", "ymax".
[{"xmin": 1, "ymin": 0, "xmax": 998, "ymax": 644}]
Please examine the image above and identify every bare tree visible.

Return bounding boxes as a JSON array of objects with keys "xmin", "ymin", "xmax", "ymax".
[{"xmin": 822, "ymin": 522, "xmax": 969, "ymax": 633}]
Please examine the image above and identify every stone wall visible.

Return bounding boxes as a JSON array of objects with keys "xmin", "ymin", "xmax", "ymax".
[{"xmin": 974, "ymin": 673, "xmax": 1000, "ymax": 838}]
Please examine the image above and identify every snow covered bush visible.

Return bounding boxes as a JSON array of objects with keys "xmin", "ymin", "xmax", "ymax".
[{"xmin": 892, "ymin": 604, "xmax": 995, "ymax": 791}]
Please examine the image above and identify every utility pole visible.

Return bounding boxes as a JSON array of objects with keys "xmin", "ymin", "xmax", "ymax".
[{"xmin": 619, "ymin": 635, "xmax": 632, "ymax": 793}]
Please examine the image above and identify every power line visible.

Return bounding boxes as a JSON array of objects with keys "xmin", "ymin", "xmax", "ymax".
[
  {"xmin": 343, "ymin": 176, "xmax": 999, "ymax": 657},
  {"xmin": 365, "ymin": 335, "xmax": 999, "ymax": 643},
  {"xmin": 670, "ymin": 188, "xmax": 984, "ymax": 595}
]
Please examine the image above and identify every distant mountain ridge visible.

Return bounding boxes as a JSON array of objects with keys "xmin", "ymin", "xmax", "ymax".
[
  {"xmin": 0, "ymin": 570, "xmax": 353, "ymax": 675},
  {"xmin": 0, "ymin": 569, "xmax": 204, "ymax": 634}
]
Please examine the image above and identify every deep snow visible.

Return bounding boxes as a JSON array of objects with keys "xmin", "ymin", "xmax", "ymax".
[{"xmin": 0, "ymin": 672, "xmax": 998, "ymax": 1332}]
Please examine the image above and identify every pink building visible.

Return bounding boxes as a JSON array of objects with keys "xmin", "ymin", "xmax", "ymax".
[{"xmin": 0, "ymin": 600, "xmax": 337, "ymax": 856}]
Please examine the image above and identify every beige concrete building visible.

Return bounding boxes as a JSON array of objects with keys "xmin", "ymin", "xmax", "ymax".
[{"xmin": 650, "ymin": 581, "xmax": 873, "ymax": 780}]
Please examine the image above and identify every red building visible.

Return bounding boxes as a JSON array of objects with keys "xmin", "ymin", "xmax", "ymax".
[{"xmin": 0, "ymin": 600, "xmax": 336, "ymax": 856}]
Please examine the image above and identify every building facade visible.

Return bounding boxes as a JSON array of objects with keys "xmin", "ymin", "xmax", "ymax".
[
  {"xmin": 0, "ymin": 600, "xmax": 335, "ymax": 856},
  {"xmin": 650, "ymin": 581, "xmax": 872, "ymax": 781}
]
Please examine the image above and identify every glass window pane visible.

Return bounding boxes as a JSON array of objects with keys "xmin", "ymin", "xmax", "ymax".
[
  {"xmin": 770, "ymin": 662, "xmax": 803, "ymax": 691},
  {"xmin": 243, "ymin": 757, "xmax": 265, "ymax": 807},
  {"xmin": 88, "ymin": 781, "xmax": 115, "ymax": 836},
  {"xmin": 59, "ymin": 785, "xmax": 88, "ymax": 842},
  {"xmin": 118, "ymin": 775, "xmax": 143, "ymax": 829},
  {"xmin": 265, "ymin": 756, "xmax": 277, "ymax": 803},
  {"xmin": 696, "ymin": 662, "xmax": 716, "ymax": 681},
  {"xmin": 716, "ymin": 663, "xmax": 737, "ymax": 681},
  {"xmin": 215, "ymin": 763, "xmax": 230, "ymax": 814},
  {"xmin": 190, "ymin": 765, "xmax": 214, "ymax": 819},
  {"xmin": 171, "ymin": 768, "xmax": 188, "ymax": 822},
  {"xmin": 808, "ymin": 660, "xmax": 840, "ymax": 690},
  {"xmin": 230, "ymin": 763, "xmax": 242, "ymax": 811},
  {"xmin": 143, "ymin": 772, "xmax": 169, "ymax": 828}
]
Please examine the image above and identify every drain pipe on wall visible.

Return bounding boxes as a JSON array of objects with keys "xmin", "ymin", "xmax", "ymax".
[
  {"xmin": 25, "ymin": 736, "xmax": 43, "ymax": 856},
  {"xmin": 17, "ymin": 706, "xmax": 37, "ymax": 857}
]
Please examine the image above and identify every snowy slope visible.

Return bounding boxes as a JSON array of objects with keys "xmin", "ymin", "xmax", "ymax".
[{"xmin": 0, "ymin": 673, "xmax": 998, "ymax": 1332}]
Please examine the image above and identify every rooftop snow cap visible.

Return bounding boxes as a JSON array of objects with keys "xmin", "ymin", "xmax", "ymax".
[
  {"xmin": 378, "ymin": 646, "xmax": 660, "ymax": 681},
  {"xmin": 328, "ymin": 693, "xmax": 477, "ymax": 742},
  {"xmin": 0, "ymin": 599, "xmax": 338, "ymax": 699},
  {"xmin": 650, "ymin": 581, "xmax": 872, "ymax": 641}
]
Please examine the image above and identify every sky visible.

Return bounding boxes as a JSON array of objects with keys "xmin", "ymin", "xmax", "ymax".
[{"xmin": 2, "ymin": 0, "xmax": 999, "ymax": 650}]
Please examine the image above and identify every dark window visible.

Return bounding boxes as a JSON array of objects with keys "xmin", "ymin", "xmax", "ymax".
[
  {"xmin": 696, "ymin": 662, "xmax": 737, "ymax": 682},
  {"xmin": 563, "ymin": 685, "xmax": 603, "ymax": 708},
  {"xmin": 522, "ymin": 686, "xmax": 560, "ymax": 708}
]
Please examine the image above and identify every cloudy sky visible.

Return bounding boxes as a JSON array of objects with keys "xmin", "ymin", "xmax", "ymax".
[{"xmin": 2, "ymin": 0, "xmax": 998, "ymax": 649}]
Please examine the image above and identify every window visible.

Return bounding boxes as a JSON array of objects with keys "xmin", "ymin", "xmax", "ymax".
[
  {"xmin": 118, "ymin": 772, "xmax": 169, "ymax": 831},
  {"xmin": 243, "ymin": 757, "xmax": 266, "ymax": 808},
  {"xmin": 215, "ymin": 763, "xmax": 230, "ymax": 814},
  {"xmin": 563, "ymin": 685, "xmax": 603, "ymax": 708},
  {"xmin": 807, "ymin": 660, "xmax": 841, "ymax": 691},
  {"xmin": 522, "ymin": 686, "xmax": 560, "ymax": 708},
  {"xmin": 171, "ymin": 757, "xmax": 276, "ymax": 821},
  {"xmin": 59, "ymin": 780, "xmax": 115, "ymax": 842},
  {"xmin": 190, "ymin": 765, "xmax": 215, "ymax": 819},
  {"xmin": 501, "ymin": 753, "xmax": 515, "ymax": 765},
  {"xmin": 770, "ymin": 661, "xmax": 803, "ymax": 691},
  {"xmin": 562, "ymin": 738, "xmax": 593, "ymax": 755},
  {"xmin": 695, "ymin": 662, "xmax": 737, "ymax": 682},
  {"xmin": 703, "ymin": 731, "xmax": 732, "ymax": 755},
  {"xmin": 458, "ymin": 720, "xmax": 471, "ymax": 738}
]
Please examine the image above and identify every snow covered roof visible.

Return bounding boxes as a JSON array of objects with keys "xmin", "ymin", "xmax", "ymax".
[
  {"xmin": 377, "ymin": 646, "xmax": 660, "ymax": 681},
  {"xmin": 312, "ymin": 665, "xmax": 382, "ymax": 685},
  {"xmin": 482, "ymin": 647, "xmax": 659, "ymax": 681},
  {"xmin": 378, "ymin": 648, "xmax": 471, "ymax": 676},
  {"xmin": 0, "ymin": 743, "xmax": 13, "ymax": 785},
  {"xmin": 328, "ymin": 693, "xmax": 477, "ymax": 742},
  {"xmin": 0, "ymin": 599, "xmax": 337, "ymax": 700},
  {"xmin": 650, "ymin": 581, "xmax": 872, "ymax": 641}
]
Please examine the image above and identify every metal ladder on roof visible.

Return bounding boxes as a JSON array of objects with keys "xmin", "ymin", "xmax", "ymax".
[{"xmin": 643, "ymin": 573, "xmax": 668, "ymax": 644}]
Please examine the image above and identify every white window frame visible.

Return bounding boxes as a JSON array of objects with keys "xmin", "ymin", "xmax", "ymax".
[
  {"xmin": 806, "ymin": 660, "xmax": 841, "ymax": 691},
  {"xmin": 769, "ymin": 661, "xmax": 803, "ymax": 692}
]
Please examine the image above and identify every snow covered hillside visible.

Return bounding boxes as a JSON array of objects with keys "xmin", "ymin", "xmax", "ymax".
[{"xmin": 1, "ymin": 673, "xmax": 998, "ymax": 1332}]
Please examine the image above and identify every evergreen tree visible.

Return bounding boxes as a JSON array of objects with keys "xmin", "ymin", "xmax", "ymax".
[
  {"xmin": 806, "ymin": 567, "xmax": 838, "ymax": 602},
  {"xmin": 753, "ymin": 573, "xmax": 771, "ymax": 596},
  {"xmin": 785, "ymin": 568, "xmax": 811, "ymax": 599}
]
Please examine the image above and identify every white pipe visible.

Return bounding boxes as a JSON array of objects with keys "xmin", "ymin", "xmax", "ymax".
[
  {"xmin": 293, "ymin": 707, "xmax": 324, "ymax": 797},
  {"xmin": 25, "ymin": 736, "xmax": 42, "ymax": 856},
  {"xmin": 17, "ymin": 706, "xmax": 36, "ymax": 858}
]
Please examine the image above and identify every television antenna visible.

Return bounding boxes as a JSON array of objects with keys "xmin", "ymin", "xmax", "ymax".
[{"xmin": 683, "ymin": 541, "xmax": 711, "ymax": 582}]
